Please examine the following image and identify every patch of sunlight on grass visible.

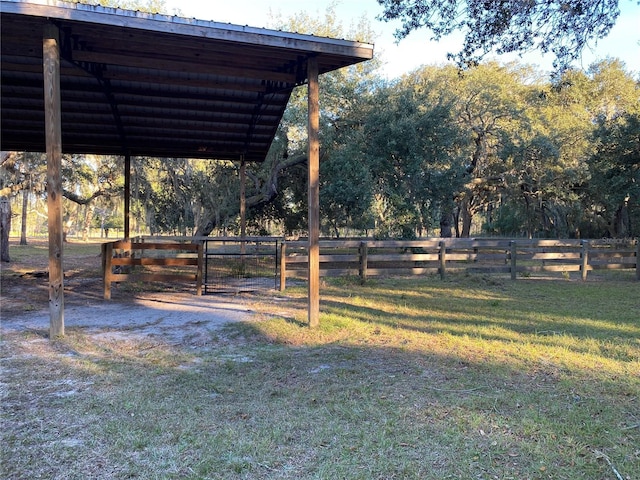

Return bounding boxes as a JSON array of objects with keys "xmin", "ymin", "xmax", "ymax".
[{"xmin": 252, "ymin": 276, "xmax": 640, "ymax": 385}]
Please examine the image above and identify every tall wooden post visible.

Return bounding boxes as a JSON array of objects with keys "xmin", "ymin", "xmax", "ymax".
[
  {"xmin": 124, "ymin": 153, "xmax": 131, "ymax": 239},
  {"xmin": 307, "ymin": 57, "xmax": 320, "ymax": 328},
  {"xmin": 44, "ymin": 24, "xmax": 64, "ymax": 338},
  {"xmin": 239, "ymin": 156, "xmax": 246, "ymax": 255}
]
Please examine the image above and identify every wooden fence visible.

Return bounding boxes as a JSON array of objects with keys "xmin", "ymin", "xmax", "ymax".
[
  {"xmin": 101, "ymin": 239, "xmax": 203, "ymax": 299},
  {"xmin": 102, "ymin": 237, "xmax": 638, "ymax": 296},
  {"xmin": 279, "ymin": 238, "xmax": 639, "ymax": 290}
]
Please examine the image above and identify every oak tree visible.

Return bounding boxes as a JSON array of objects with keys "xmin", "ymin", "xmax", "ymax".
[{"xmin": 376, "ymin": 0, "xmax": 625, "ymax": 72}]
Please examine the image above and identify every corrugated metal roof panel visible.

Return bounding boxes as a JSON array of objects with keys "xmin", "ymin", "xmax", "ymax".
[{"xmin": 1, "ymin": 0, "xmax": 373, "ymax": 160}]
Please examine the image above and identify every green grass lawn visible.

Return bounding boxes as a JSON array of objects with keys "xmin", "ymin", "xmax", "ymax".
[{"xmin": 2, "ymin": 274, "xmax": 638, "ymax": 479}]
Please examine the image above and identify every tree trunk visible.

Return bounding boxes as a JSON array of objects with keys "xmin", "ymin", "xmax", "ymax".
[
  {"xmin": 614, "ymin": 203, "xmax": 630, "ymax": 238},
  {"xmin": 460, "ymin": 210, "xmax": 473, "ymax": 237},
  {"xmin": 0, "ymin": 197, "xmax": 11, "ymax": 262},
  {"xmin": 459, "ymin": 197, "xmax": 473, "ymax": 238},
  {"xmin": 439, "ymin": 209, "xmax": 453, "ymax": 238},
  {"xmin": 82, "ymin": 203, "xmax": 94, "ymax": 241},
  {"xmin": 454, "ymin": 207, "xmax": 461, "ymax": 238},
  {"xmin": 20, "ymin": 188, "xmax": 28, "ymax": 245}
]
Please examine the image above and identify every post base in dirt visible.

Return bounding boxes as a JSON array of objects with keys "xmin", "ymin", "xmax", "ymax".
[{"xmin": 49, "ymin": 281, "xmax": 64, "ymax": 338}]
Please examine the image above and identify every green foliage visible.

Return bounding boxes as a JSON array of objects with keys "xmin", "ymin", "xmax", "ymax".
[
  {"xmin": 376, "ymin": 0, "xmax": 622, "ymax": 73},
  {"xmin": 135, "ymin": 157, "xmax": 204, "ymax": 236},
  {"xmin": 358, "ymin": 68, "xmax": 467, "ymax": 237},
  {"xmin": 321, "ymin": 144, "xmax": 375, "ymax": 236},
  {"xmin": 588, "ymin": 113, "xmax": 640, "ymax": 237},
  {"xmin": 5, "ymin": 6, "xmax": 637, "ymax": 241}
]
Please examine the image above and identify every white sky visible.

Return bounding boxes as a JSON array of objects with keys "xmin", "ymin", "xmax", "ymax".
[{"xmin": 164, "ymin": 0, "xmax": 640, "ymax": 79}]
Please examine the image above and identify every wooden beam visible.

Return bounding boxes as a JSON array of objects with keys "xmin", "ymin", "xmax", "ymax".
[
  {"xmin": 70, "ymin": 50, "xmax": 297, "ymax": 84},
  {"xmin": 307, "ymin": 56, "xmax": 320, "ymax": 328},
  {"xmin": 124, "ymin": 153, "xmax": 131, "ymax": 239},
  {"xmin": 43, "ymin": 23, "xmax": 64, "ymax": 338}
]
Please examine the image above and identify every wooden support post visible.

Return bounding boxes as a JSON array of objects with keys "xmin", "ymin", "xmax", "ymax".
[
  {"xmin": 124, "ymin": 153, "xmax": 131, "ymax": 239},
  {"xmin": 280, "ymin": 241, "xmax": 287, "ymax": 292},
  {"xmin": 439, "ymin": 240, "xmax": 446, "ymax": 280},
  {"xmin": 307, "ymin": 56, "xmax": 320, "ymax": 328},
  {"xmin": 510, "ymin": 240, "xmax": 517, "ymax": 280},
  {"xmin": 239, "ymin": 157, "xmax": 246, "ymax": 255},
  {"xmin": 359, "ymin": 241, "xmax": 368, "ymax": 285},
  {"xmin": 44, "ymin": 24, "xmax": 64, "ymax": 338},
  {"xmin": 580, "ymin": 240, "xmax": 589, "ymax": 281},
  {"xmin": 102, "ymin": 242, "xmax": 113, "ymax": 300}
]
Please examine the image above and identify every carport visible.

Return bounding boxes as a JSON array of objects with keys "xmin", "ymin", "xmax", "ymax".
[{"xmin": 0, "ymin": 0, "xmax": 374, "ymax": 336}]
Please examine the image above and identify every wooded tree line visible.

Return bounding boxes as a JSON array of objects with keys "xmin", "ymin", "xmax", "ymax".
[{"xmin": 1, "ymin": 4, "xmax": 639, "ymax": 246}]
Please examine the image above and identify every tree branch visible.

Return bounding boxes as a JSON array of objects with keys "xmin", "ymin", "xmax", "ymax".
[
  {"xmin": 62, "ymin": 188, "xmax": 110, "ymax": 205},
  {"xmin": 246, "ymin": 154, "xmax": 307, "ymax": 207}
]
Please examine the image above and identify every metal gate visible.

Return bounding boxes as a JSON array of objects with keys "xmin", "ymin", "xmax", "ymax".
[{"xmin": 203, "ymin": 238, "xmax": 279, "ymax": 294}]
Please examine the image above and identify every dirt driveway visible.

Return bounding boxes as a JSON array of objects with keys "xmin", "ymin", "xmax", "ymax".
[
  {"xmin": 1, "ymin": 240, "xmax": 260, "ymax": 347},
  {"xmin": 1, "ymin": 291, "xmax": 256, "ymax": 347}
]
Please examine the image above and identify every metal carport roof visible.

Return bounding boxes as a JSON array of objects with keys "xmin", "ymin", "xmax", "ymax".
[
  {"xmin": 0, "ymin": 0, "xmax": 374, "ymax": 161},
  {"xmin": 1, "ymin": 0, "xmax": 374, "ymax": 336}
]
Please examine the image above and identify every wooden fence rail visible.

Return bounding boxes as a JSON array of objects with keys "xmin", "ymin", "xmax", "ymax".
[
  {"xmin": 279, "ymin": 238, "xmax": 639, "ymax": 290},
  {"xmin": 102, "ymin": 239, "xmax": 203, "ymax": 299}
]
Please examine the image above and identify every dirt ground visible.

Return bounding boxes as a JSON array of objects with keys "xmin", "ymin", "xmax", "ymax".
[{"xmin": 0, "ymin": 240, "xmax": 260, "ymax": 346}]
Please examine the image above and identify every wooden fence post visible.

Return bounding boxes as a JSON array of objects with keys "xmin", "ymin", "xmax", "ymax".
[
  {"xmin": 102, "ymin": 241, "xmax": 113, "ymax": 300},
  {"xmin": 636, "ymin": 237, "xmax": 640, "ymax": 281},
  {"xmin": 580, "ymin": 240, "xmax": 589, "ymax": 281},
  {"xmin": 359, "ymin": 241, "xmax": 368, "ymax": 285},
  {"xmin": 279, "ymin": 241, "xmax": 287, "ymax": 292},
  {"xmin": 439, "ymin": 240, "xmax": 446, "ymax": 280},
  {"xmin": 196, "ymin": 241, "xmax": 203, "ymax": 295},
  {"xmin": 510, "ymin": 241, "xmax": 517, "ymax": 280}
]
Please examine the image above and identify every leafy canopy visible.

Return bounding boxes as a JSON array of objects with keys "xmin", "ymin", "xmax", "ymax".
[{"xmin": 376, "ymin": 0, "xmax": 625, "ymax": 72}]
